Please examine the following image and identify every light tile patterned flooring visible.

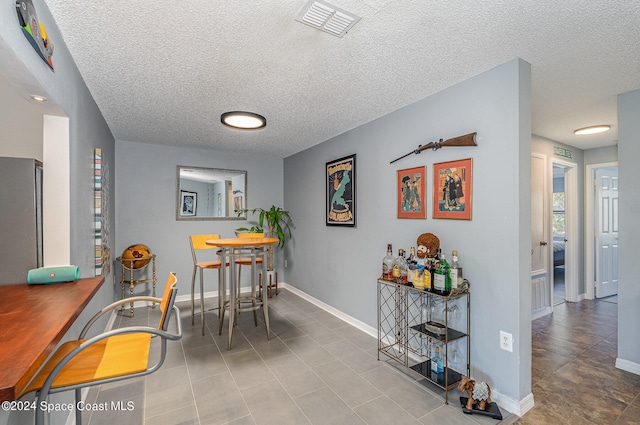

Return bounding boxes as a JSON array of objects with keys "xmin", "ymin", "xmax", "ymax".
[{"xmin": 83, "ymin": 289, "xmax": 518, "ymax": 425}]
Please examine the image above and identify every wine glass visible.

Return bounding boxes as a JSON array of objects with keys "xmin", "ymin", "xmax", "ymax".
[
  {"xmin": 429, "ymin": 297, "xmax": 440, "ymax": 322},
  {"xmin": 450, "ymin": 344, "xmax": 463, "ymax": 366},
  {"xmin": 441, "ymin": 302, "xmax": 461, "ymax": 324}
]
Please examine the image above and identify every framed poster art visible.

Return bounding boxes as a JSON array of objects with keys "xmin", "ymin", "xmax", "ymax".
[
  {"xmin": 433, "ymin": 158, "xmax": 473, "ymax": 220},
  {"xmin": 326, "ymin": 154, "xmax": 356, "ymax": 226},
  {"xmin": 180, "ymin": 191, "xmax": 197, "ymax": 216},
  {"xmin": 397, "ymin": 166, "xmax": 426, "ymax": 219}
]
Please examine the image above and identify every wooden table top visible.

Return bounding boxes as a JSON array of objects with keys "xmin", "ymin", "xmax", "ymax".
[
  {"xmin": 206, "ymin": 237, "xmax": 279, "ymax": 247},
  {"xmin": 0, "ymin": 276, "xmax": 105, "ymax": 401}
]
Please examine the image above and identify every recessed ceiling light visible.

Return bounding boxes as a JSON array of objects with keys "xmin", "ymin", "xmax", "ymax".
[
  {"xmin": 30, "ymin": 95, "xmax": 47, "ymax": 102},
  {"xmin": 574, "ymin": 125, "xmax": 611, "ymax": 135},
  {"xmin": 221, "ymin": 111, "xmax": 266, "ymax": 130}
]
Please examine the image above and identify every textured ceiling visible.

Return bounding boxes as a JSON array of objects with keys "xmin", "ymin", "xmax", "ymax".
[{"xmin": 39, "ymin": 0, "xmax": 640, "ymax": 157}]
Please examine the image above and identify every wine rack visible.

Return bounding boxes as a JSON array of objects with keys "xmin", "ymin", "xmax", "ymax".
[{"xmin": 377, "ymin": 279, "xmax": 470, "ymax": 404}]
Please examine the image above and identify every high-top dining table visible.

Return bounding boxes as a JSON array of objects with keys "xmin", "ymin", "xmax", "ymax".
[{"xmin": 206, "ymin": 237, "xmax": 278, "ymax": 349}]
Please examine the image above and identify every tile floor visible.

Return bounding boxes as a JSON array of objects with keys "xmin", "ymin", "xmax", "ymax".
[
  {"xmin": 82, "ymin": 289, "xmax": 519, "ymax": 425},
  {"xmin": 80, "ymin": 288, "xmax": 639, "ymax": 425},
  {"xmin": 516, "ymin": 296, "xmax": 640, "ymax": 424}
]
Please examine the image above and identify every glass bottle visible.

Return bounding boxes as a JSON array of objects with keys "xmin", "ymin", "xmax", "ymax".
[
  {"xmin": 407, "ymin": 247, "xmax": 417, "ymax": 285},
  {"xmin": 393, "ymin": 249, "xmax": 408, "ymax": 284},
  {"xmin": 426, "ymin": 254, "xmax": 435, "ymax": 291},
  {"xmin": 433, "ymin": 253, "xmax": 451, "ymax": 295},
  {"xmin": 382, "ymin": 244, "xmax": 394, "ymax": 281},
  {"xmin": 431, "ymin": 344, "xmax": 444, "ymax": 374},
  {"xmin": 450, "ymin": 250, "xmax": 462, "ymax": 290}
]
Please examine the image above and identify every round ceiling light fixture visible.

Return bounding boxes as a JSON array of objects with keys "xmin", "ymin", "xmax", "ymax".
[
  {"xmin": 573, "ymin": 125, "xmax": 611, "ymax": 135},
  {"xmin": 221, "ymin": 111, "xmax": 266, "ymax": 130},
  {"xmin": 30, "ymin": 94, "xmax": 47, "ymax": 102}
]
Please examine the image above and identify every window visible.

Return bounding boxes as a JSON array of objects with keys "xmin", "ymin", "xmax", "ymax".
[{"xmin": 552, "ymin": 192, "xmax": 565, "ymax": 235}]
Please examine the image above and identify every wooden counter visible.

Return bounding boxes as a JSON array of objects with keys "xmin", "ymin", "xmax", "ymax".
[{"xmin": 0, "ymin": 276, "xmax": 105, "ymax": 401}]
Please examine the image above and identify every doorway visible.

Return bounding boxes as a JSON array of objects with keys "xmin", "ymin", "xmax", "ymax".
[
  {"xmin": 551, "ymin": 160, "xmax": 578, "ymax": 306},
  {"xmin": 552, "ymin": 164, "xmax": 566, "ymax": 305}
]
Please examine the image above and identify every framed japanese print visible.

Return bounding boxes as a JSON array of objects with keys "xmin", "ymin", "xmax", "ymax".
[
  {"xmin": 433, "ymin": 158, "xmax": 472, "ymax": 220},
  {"xmin": 326, "ymin": 154, "xmax": 356, "ymax": 226},
  {"xmin": 397, "ymin": 166, "xmax": 426, "ymax": 219}
]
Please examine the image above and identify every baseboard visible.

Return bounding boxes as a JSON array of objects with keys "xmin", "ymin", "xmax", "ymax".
[
  {"xmin": 616, "ymin": 358, "xmax": 640, "ymax": 376},
  {"xmin": 489, "ymin": 390, "xmax": 533, "ymax": 418},
  {"xmin": 531, "ymin": 306, "xmax": 552, "ymax": 320},
  {"xmin": 281, "ymin": 282, "xmax": 378, "ymax": 338}
]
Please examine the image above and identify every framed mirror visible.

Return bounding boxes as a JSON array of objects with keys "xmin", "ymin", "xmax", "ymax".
[{"xmin": 176, "ymin": 166, "xmax": 247, "ymax": 220}]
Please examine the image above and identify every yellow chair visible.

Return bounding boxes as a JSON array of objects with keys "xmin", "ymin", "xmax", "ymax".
[
  {"xmin": 237, "ymin": 232, "xmax": 278, "ymax": 298},
  {"xmin": 190, "ymin": 234, "xmax": 226, "ymax": 335},
  {"xmin": 19, "ymin": 272, "xmax": 181, "ymax": 425}
]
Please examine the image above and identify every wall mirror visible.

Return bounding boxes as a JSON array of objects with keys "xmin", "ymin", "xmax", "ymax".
[{"xmin": 176, "ymin": 166, "xmax": 247, "ymax": 220}]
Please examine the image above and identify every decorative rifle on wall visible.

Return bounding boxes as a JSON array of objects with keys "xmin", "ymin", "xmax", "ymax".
[{"xmin": 390, "ymin": 132, "xmax": 477, "ymax": 164}]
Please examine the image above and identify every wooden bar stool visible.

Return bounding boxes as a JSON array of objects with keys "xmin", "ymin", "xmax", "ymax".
[{"xmin": 189, "ymin": 234, "xmax": 226, "ymax": 335}]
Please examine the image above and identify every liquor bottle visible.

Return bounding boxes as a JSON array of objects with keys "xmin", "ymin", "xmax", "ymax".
[
  {"xmin": 382, "ymin": 244, "xmax": 394, "ymax": 281},
  {"xmin": 431, "ymin": 344, "xmax": 445, "ymax": 374},
  {"xmin": 422, "ymin": 264, "xmax": 432, "ymax": 291},
  {"xmin": 407, "ymin": 247, "xmax": 417, "ymax": 285},
  {"xmin": 450, "ymin": 250, "xmax": 462, "ymax": 290},
  {"xmin": 433, "ymin": 253, "xmax": 451, "ymax": 295},
  {"xmin": 426, "ymin": 254, "xmax": 435, "ymax": 291},
  {"xmin": 393, "ymin": 249, "xmax": 408, "ymax": 284}
]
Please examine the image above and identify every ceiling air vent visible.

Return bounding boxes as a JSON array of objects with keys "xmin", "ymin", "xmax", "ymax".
[{"xmin": 295, "ymin": 0, "xmax": 361, "ymax": 38}]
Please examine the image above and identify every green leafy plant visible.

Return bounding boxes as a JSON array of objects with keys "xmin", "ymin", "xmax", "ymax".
[
  {"xmin": 235, "ymin": 225, "xmax": 264, "ymax": 234},
  {"xmin": 236, "ymin": 205, "xmax": 293, "ymax": 270}
]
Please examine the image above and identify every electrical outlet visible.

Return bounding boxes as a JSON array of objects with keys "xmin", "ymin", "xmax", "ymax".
[
  {"xmin": 284, "ymin": 260, "xmax": 288, "ymax": 268},
  {"xmin": 500, "ymin": 331, "xmax": 513, "ymax": 352}
]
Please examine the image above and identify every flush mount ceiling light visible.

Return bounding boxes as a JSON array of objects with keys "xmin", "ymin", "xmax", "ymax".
[
  {"xmin": 221, "ymin": 111, "xmax": 266, "ymax": 130},
  {"xmin": 573, "ymin": 125, "xmax": 611, "ymax": 135},
  {"xmin": 295, "ymin": 0, "xmax": 361, "ymax": 38},
  {"xmin": 30, "ymin": 94, "xmax": 47, "ymax": 102}
]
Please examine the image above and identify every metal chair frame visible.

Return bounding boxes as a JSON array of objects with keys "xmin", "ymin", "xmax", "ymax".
[{"xmin": 21, "ymin": 273, "xmax": 181, "ymax": 425}]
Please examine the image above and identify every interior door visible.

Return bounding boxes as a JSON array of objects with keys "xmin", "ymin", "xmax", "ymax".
[
  {"xmin": 531, "ymin": 154, "xmax": 550, "ymax": 315},
  {"xmin": 594, "ymin": 167, "xmax": 619, "ymax": 298}
]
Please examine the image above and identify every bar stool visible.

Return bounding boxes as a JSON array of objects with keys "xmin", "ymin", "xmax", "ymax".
[
  {"xmin": 235, "ymin": 233, "xmax": 264, "ymax": 325},
  {"xmin": 189, "ymin": 234, "xmax": 226, "ymax": 335}
]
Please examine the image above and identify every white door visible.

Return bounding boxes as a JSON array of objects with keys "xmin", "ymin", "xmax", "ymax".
[
  {"xmin": 595, "ymin": 167, "xmax": 619, "ymax": 298},
  {"xmin": 531, "ymin": 154, "xmax": 550, "ymax": 316}
]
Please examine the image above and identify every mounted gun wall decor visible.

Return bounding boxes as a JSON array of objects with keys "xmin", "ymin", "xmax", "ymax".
[{"xmin": 390, "ymin": 132, "xmax": 477, "ymax": 164}]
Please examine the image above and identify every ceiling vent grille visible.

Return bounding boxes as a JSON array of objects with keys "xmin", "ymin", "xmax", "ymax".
[{"xmin": 295, "ymin": 0, "xmax": 361, "ymax": 38}]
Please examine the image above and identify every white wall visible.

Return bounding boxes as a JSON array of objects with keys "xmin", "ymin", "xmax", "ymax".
[
  {"xmin": 115, "ymin": 141, "xmax": 284, "ymax": 300},
  {"xmin": 617, "ymin": 88, "xmax": 640, "ymax": 374},
  {"xmin": 43, "ymin": 115, "xmax": 70, "ymax": 266},
  {"xmin": 284, "ymin": 59, "xmax": 533, "ymax": 409},
  {"xmin": 0, "ymin": 76, "xmax": 43, "ymax": 160}
]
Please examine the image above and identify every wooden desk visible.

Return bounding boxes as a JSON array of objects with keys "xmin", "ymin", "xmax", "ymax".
[
  {"xmin": 0, "ymin": 276, "xmax": 105, "ymax": 402},
  {"xmin": 207, "ymin": 238, "xmax": 278, "ymax": 349}
]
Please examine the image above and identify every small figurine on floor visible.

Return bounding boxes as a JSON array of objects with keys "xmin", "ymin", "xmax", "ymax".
[{"xmin": 458, "ymin": 375, "xmax": 492, "ymax": 411}]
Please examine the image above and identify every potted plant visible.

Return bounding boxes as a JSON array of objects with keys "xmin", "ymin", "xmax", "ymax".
[{"xmin": 236, "ymin": 205, "xmax": 293, "ymax": 271}]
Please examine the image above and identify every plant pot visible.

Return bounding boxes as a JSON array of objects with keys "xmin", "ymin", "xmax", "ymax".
[{"xmin": 260, "ymin": 269, "xmax": 278, "ymax": 298}]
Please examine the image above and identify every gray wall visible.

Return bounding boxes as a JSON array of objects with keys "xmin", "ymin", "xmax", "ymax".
[
  {"xmin": 284, "ymin": 59, "xmax": 532, "ymax": 403},
  {"xmin": 1, "ymin": 1, "xmax": 115, "ymax": 423},
  {"xmin": 617, "ymin": 88, "xmax": 640, "ymax": 370},
  {"xmin": 584, "ymin": 144, "xmax": 618, "ymax": 165},
  {"xmin": 115, "ymin": 141, "xmax": 284, "ymax": 299}
]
